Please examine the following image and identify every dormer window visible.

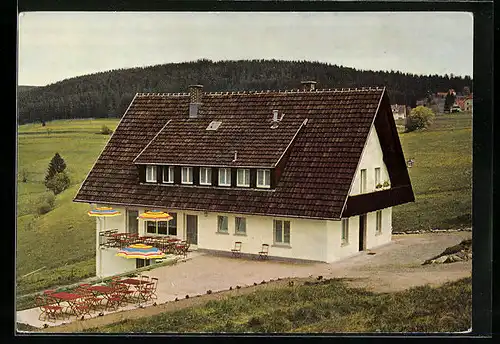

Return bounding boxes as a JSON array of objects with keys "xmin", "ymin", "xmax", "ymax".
[
  {"xmin": 163, "ymin": 166, "xmax": 174, "ymax": 184},
  {"xmin": 181, "ymin": 167, "xmax": 193, "ymax": 184},
  {"xmin": 146, "ymin": 166, "xmax": 157, "ymax": 183},
  {"xmin": 237, "ymin": 169, "xmax": 250, "ymax": 187},
  {"xmin": 200, "ymin": 167, "xmax": 212, "ymax": 185},
  {"xmin": 218, "ymin": 168, "xmax": 231, "ymax": 186},
  {"xmin": 257, "ymin": 169, "xmax": 270, "ymax": 188}
]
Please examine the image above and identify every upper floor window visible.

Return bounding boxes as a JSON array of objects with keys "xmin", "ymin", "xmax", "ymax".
[
  {"xmin": 181, "ymin": 167, "xmax": 193, "ymax": 184},
  {"xmin": 360, "ymin": 169, "xmax": 367, "ymax": 193},
  {"xmin": 237, "ymin": 169, "xmax": 250, "ymax": 187},
  {"xmin": 257, "ymin": 169, "xmax": 271, "ymax": 188},
  {"xmin": 200, "ymin": 167, "xmax": 212, "ymax": 185},
  {"xmin": 146, "ymin": 166, "xmax": 157, "ymax": 183},
  {"xmin": 375, "ymin": 167, "xmax": 381, "ymax": 187},
  {"xmin": 162, "ymin": 166, "xmax": 174, "ymax": 184},
  {"xmin": 219, "ymin": 168, "xmax": 231, "ymax": 186}
]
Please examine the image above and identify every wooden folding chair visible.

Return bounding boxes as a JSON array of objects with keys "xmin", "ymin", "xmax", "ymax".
[
  {"xmin": 258, "ymin": 244, "xmax": 269, "ymax": 260},
  {"xmin": 231, "ymin": 241, "xmax": 242, "ymax": 257}
]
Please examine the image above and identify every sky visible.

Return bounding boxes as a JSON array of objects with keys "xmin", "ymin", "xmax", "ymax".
[{"xmin": 18, "ymin": 12, "xmax": 473, "ymax": 86}]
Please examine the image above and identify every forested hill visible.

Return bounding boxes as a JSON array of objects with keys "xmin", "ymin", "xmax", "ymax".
[{"xmin": 18, "ymin": 59, "xmax": 472, "ymax": 124}]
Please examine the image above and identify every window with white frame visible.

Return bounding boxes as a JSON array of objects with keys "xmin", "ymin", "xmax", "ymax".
[
  {"xmin": 273, "ymin": 219, "xmax": 290, "ymax": 245},
  {"xmin": 257, "ymin": 169, "xmax": 271, "ymax": 188},
  {"xmin": 181, "ymin": 167, "xmax": 193, "ymax": 184},
  {"xmin": 145, "ymin": 215, "xmax": 177, "ymax": 235},
  {"xmin": 146, "ymin": 166, "xmax": 157, "ymax": 183},
  {"xmin": 375, "ymin": 167, "xmax": 381, "ymax": 187},
  {"xmin": 162, "ymin": 166, "xmax": 174, "ymax": 184},
  {"xmin": 341, "ymin": 218, "xmax": 349, "ymax": 245},
  {"xmin": 235, "ymin": 217, "xmax": 246, "ymax": 234},
  {"xmin": 217, "ymin": 215, "xmax": 228, "ymax": 233},
  {"xmin": 237, "ymin": 169, "xmax": 250, "ymax": 187},
  {"xmin": 218, "ymin": 168, "xmax": 231, "ymax": 186},
  {"xmin": 200, "ymin": 167, "xmax": 212, "ymax": 185},
  {"xmin": 360, "ymin": 169, "xmax": 367, "ymax": 193},
  {"xmin": 376, "ymin": 211, "xmax": 382, "ymax": 234}
]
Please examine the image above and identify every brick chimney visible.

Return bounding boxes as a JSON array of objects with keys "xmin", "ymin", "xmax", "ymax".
[
  {"xmin": 188, "ymin": 85, "xmax": 203, "ymax": 118},
  {"xmin": 301, "ymin": 81, "xmax": 317, "ymax": 91}
]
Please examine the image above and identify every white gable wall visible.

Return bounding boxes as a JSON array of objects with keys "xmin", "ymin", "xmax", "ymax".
[{"xmin": 349, "ymin": 124, "xmax": 390, "ymax": 196}]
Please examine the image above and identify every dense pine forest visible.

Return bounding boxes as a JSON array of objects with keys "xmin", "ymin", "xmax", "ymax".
[{"xmin": 18, "ymin": 59, "xmax": 472, "ymax": 124}]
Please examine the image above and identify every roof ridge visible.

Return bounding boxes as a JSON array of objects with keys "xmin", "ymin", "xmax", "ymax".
[{"xmin": 135, "ymin": 87, "xmax": 385, "ymax": 97}]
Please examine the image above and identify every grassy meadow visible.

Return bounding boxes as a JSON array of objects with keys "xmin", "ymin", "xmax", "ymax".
[
  {"xmin": 15, "ymin": 113, "xmax": 472, "ymax": 304},
  {"xmin": 16, "ymin": 119, "xmax": 119, "ymax": 296},
  {"xmin": 85, "ymin": 277, "xmax": 471, "ymax": 333},
  {"xmin": 392, "ymin": 113, "xmax": 472, "ymax": 231}
]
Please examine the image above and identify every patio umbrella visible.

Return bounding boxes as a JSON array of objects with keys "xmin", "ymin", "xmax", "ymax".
[
  {"xmin": 116, "ymin": 244, "xmax": 166, "ymax": 259},
  {"xmin": 87, "ymin": 207, "xmax": 122, "ymax": 279},
  {"xmin": 138, "ymin": 210, "xmax": 173, "ymax": 235}
]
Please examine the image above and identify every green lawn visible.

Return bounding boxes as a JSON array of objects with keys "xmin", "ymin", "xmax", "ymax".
[
  {"xmin": 392, "ymin": 113, "xmax": 472, "ymax": 231},
  {"xmin": 16, "ymin": 119, "xmax": 119, "ymax": 296},
  {"xmin": 85, "ymin": 277, "xmax": 471, "ymax": 333}
]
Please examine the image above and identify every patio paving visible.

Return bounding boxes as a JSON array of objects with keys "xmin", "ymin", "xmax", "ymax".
[{"xmin": 17, "ymin": 231, "xmax": 472, "ymax": 331}]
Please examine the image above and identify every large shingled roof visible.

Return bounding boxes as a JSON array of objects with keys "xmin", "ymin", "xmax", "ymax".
[{"xmin": 74, "ymin": 87, "xmax": 407, "ymax": 219}]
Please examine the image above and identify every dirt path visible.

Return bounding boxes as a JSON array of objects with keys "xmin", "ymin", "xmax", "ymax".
[{"xmin": 34, "ymin": 231, "xmax": 472, "ymax": 333}]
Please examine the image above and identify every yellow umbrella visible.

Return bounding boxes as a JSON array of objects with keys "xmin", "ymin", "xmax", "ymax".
[{"xmin": 116, "ymin": 244, "xmax": 166, "ymax": 259}]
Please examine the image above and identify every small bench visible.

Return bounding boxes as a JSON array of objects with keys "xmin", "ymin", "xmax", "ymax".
[{"xmin": 231, "ymin": 241, "xmax": 242, "ymax": 257}]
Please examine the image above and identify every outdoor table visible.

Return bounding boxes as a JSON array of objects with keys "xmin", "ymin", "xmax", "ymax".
[
  {"xmin": 87, "ymin": 285, "xmax": 116, "ymax": 305},
  {"xmin": 119, "ymin": 278, "xmax": 146, "ymax": 286},
  {"xmin": 50, "ymin": 292, "xmax": 83, "ymax": 315}
]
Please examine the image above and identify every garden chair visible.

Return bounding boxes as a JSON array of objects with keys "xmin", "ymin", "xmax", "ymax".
[
  {"xmin": 35, "ymin": 295, "xmax": 64, "ymax": 321},
  {"xmin": 70, "ymin": 297, "xmax": 93, "ymax": 319},
  {"xmin": 258, "ymin": 244, "xmax": 269, "ymax": 260},
  {"xmin": 231, "ymin": 241, "xmax": 242, "ymax": 257},
  {"xmin": 136, "ymin": 281, "xmax": 156, "ymax": 302}
]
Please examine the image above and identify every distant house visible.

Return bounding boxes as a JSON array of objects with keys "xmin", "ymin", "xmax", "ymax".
[
  {"xmin": 391, "ymin": 104, "xmax": 407, "ymax": 120},
  {"xmin": 74, "ymin": 83, "xmax": 415, "ymax": 278},
  {"xmin": 464, "ymin": 96, "xmax": 473, "ymax": 112}
]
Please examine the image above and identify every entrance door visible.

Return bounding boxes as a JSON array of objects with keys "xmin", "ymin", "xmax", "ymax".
[
  {"xmin": 127, "ymin": 210, "xmax": 139, "ymax": 234},
  {"xmin": 186, "ymin": 215, "xmax": 198, "ymax": 245},
  {"xmin": 359, "ymin": 214, "xmax": 367, "ymax": 251}
]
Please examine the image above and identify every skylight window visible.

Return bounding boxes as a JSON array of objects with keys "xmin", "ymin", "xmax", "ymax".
[{"xmin": 206, "ymin": 121, "xmax": 222, "ymax": 131}]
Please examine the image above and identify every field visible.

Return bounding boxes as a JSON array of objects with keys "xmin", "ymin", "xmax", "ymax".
[
  {"xmin": 393, "ymin": 113, "xmax": 472, "ymax": 231},
  {"xmin": 15, "ymin": 113, "xmax": 472, "ymax": 303},
  {"xmin": 84, "ymin": 277, "xmax": 471, "ymax": 333},
  {"xmin": 16, "ymin": 119, "xmax": 119, "ymax": 296}
]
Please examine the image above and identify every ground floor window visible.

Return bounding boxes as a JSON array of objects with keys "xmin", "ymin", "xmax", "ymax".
[
  {"xmin": 145, "ymin": 212, "xmax": 177, "ymax": 235},
  {"xmin": 273, "ymin": 219, "xmax": 290, "ymax": 245},
  {"xmin": 218, "ymin": 215, "xmax": 228, "ymax": 233},
  {"xmin": 341, "ymin": 218, "xmax": 349, "ymax": 245},
  {"xmin": 136, "ymin": 259, "xmax": 151, "ymax": 269},
  {"xmin": 235, "ymin": 217, "xmax": 246, "ymax": 235},
  {"xmin": 376, "ymin": 211, "xmax": 382, "ymax": 234}
]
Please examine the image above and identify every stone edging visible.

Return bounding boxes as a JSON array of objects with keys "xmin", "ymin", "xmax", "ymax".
[{"xmin": 393, "ymin": 228, "xmax": 472, "ymax": 235}]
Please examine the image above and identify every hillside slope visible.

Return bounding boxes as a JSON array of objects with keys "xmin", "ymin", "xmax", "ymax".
[{"xmin": 17, "ymin": 59, "xmax": 472, "ymax": 124}]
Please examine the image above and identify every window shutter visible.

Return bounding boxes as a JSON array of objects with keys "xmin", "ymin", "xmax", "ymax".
[
  {"xmin": 138, "ymin": 165, "xmax": 146, "ymax": 183},
  {"xmin": 193, "ymin": 166, "xmax": 200, "ymax": 185},
  {"xmin": 230, "ymin": 168, "xmax": 237, "ymax": 187},
  {"xmin": 174, "ymin": 166, "xmax": 181, "ymax": 184},
  {"xmin": 270, "ymin": 168, "xmax": 276, "ymax": 189},
  {"xmin": 156, "ymin": 166, "xmax": 162, "ymax": 184},
  {"xmin": 250, "ymin": 169, "xmax": 256, "ymax": 188},
  {"xmin": 212, "ymin": 168, "xmax": 219, "ymax": 185}
]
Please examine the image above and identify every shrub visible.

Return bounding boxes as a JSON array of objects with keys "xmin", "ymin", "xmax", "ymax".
[
  {"xmin": 405, "ymin": 106, "xmax": 435, "ymax": 132},
  {"xmin": 45, "ymin": 172, "xmax": 70, "ymax": 195},
  {"xmin": 100, "ymin": 125, "xmax": 113, "ymax": 135},
  {"xmin": 20, "ymin": 169, "xmax": 28, "ymax": 183},
  {"xmin": 37, "ymin": 191, "xmax": 56, "ymax": 215}
]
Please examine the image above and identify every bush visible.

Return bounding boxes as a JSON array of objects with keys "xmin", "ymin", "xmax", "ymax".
[
  {"xmin": 100, "ymin": 125, "xmax": 113, "ymax": 135},
  {"xmin": 37, "ymin": 191, "xmax": 55, "ymax": 214},
  {"xmin": 45, "ymin": 172, "xmax": 70, "ymax": 195},
  {"xmin": 405, "ymin": 106, "xmax": 435, "ymax": 132}
]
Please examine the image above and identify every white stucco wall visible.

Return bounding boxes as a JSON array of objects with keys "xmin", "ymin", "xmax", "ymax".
[
  {"xmin": 349, "ymin": 124, "xmax": 390, "ymax": 196},
  {"xmin": 365, "ymin": 208, "xmax": 392, "ymax": 249},
  {"xmin": 98, "ymin": 247, "xmax": 136, "ymax": 278}
]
